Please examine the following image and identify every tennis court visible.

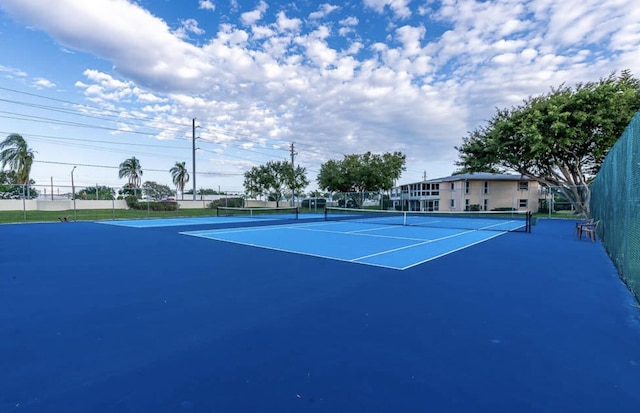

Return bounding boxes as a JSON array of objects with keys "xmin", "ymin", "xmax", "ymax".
[
  {"xmin": 1, "ymin": 214, "xmax": 639, "ymax": 412},
  {"xmin": 182, "ymin": 221, "xmax": 512, "ymax": 270}
]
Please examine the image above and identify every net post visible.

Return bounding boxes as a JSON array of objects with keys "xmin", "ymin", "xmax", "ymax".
[
  {"xmin": 216, "ymin": 206, "xmax": 220, "ymax": 217},
  {"xmin": 526, "ymin": 210, "xmax": 532, "ymax": 233},
  {"xmin": 295, "ymin": 206, "xmax": 299, "ymax": 219},
  {"xmin": 324, "ymin": 206, "xmax": 328, "ymax": 221}
]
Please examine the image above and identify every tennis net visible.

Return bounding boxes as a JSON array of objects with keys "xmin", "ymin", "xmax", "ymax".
[
  {"xmin": 216, "ymin": 206, "xmax": 299, "ymax": 219},
  {"xmin": 324, "ymin": 207, "xmax": 532, "ymax": 232}
]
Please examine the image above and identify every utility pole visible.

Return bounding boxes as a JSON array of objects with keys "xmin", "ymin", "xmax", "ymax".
[
  {"xmin": 192, "ymin": 118, "xmax": 198, "ymax": 201},
  {"xmin": 423, "ymin": 170, "xmax": 427, "ymax": 181},
  {"xmin": 290, "ymin": 142, "xmax": 296, "ymax": 207}
]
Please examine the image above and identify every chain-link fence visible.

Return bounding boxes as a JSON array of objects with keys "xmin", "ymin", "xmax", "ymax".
[
  {"xmin": 537, "ymin": 185, "xmax": 591, "ymax": 217},
  {"xmin": 0, "ymin": 183, "xmax": 244, "ymax": 222},
  {"xmin": 590, "ymin": 110, "xmax": 640, "ymax": 300}
]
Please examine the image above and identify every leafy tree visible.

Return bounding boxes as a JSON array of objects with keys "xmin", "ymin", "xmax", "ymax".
[
  {"xmin": 0, "ymin": 133, "xmax": 35, "ymax": 185},
  {"xmin": 455, "ymin": 71, "xmax": 640, "ymax": 216},
  {"xmin": 243, "ymin": 160, "xmax": 309, "ymax": 207},
  {"xmin": 142, "ymin": 181, "xmax": 174, "ymax": 200},
  {"xmin": 76, "ymin": 185, "xmax": 115, "ymax": 200},
  {"xmin": 118, "ymin": 183, "xmax": 137, "ymax": 199},
  {"xmin": 170, "ymin": 161, "xmax": 190, "ymax": 200},
  {"xmin": 317, "ymin": 151, "xmax": 406, "ymax": 207},
  {"xmin": 0, "ymin": 170, "xmax": 17, "ymax": 185},
  {"xmin": 0, "ymin": 183, "xmax": 39, "ymax": 199},
  {"xmin": 118, "ymin": 157, "xmax": 143, "ymax": 197}
]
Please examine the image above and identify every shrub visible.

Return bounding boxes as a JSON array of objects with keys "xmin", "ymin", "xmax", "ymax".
[
  {"xmin": 125, "ymin": 196, "xmax": 178, "ymax": 211},
  {"xmin": 149, "ymin": 201, "xmax": 178, "ymax": 211},
  {"xmin": 125, "ymin": 195, "xmax": 139, "ymax": 209}
]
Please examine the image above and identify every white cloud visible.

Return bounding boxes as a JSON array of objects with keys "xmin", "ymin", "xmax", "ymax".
[
  {"xmin": 339, "ymin": 16, "xmax": 359, "ymax": 26},
  {"xmin": 174, "ymin": 18, "xmax": 205, "ymax": 39},
  {"xmin": 309, "ymin": 4, "xmax": 340, "ymax": 20},
  {"xmin": 83, "ymin": 69, "xmax": 130, "ymax": 89},
  {"xmin": 141, "ymin": 104, "xmax": 172, "ymax": 113},
  {"xmin": 32, "ymin": 77, "xmax": 56, "ymax": 89},
  {"xmin": 0, "ymin": 64, "xmax": 27, "ymax": 77},
  {"xmin": 363, "ymin": 0, "xmax": 412, "ymax": 20},
  {"xmin": 0, "ymin": 0, "xmax": 214, "ymax": 93},
  {"xmin": 198, "ymin": 0, "xmax": 215, "ymax": 11},
  {"xmin": 338, "ymin": 17, "xmax": 359, "ymax": 36},
  {"xmin": 240, "ymin": 0, "xmax": 268, "ymax": 26},
  {"xmin": 135, "ymin": 90, "xmax": 167, "ymax": 103},
  {"xmin": 276, "ymin": 11, "xmax": 302, "ymax": 33}
]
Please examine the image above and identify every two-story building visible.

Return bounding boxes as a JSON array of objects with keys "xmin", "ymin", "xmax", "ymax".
[{"xmin": 390, "ymin": 173, "xmax": 541, "ymax": 212}]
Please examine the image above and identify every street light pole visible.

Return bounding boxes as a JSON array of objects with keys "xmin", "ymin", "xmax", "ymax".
[{"xmin": 71, "ymin": 166, "xmax": 77, "ymax": 221}]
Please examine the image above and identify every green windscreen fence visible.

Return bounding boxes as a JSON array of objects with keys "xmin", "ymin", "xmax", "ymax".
[{"xmin": 590, "ymin": 110, "xmax": 640, "ymax": 300}]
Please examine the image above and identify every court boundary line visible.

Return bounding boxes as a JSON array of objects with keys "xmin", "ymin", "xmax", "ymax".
[
  {"xmin": 182, "ymin": 231, "xmax": 403, "ymax": 270},
  {"xmin": 184, "ymin": 220, "xmax": 479, "ymax": 243},
  {"xmin": 182, "ymin": 223, "xmax": 508, "ymax": 270},
  {"xmin": 398, "ymin": 232, "xmax": 507, "ymax": 270},
  {"xmin": 350, "ymin": 229, "xmax": 479, "ymax": 262}
]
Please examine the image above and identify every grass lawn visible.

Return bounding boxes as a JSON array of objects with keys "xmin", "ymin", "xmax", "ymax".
[{"xmin": 0, "ymin": 208, "xmax": 219, "ymax": 224}]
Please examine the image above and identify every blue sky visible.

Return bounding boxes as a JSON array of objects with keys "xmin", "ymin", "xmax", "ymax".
[{"xmin": 0, "ymin": 0, "xmax": 639, "ymax": 194}]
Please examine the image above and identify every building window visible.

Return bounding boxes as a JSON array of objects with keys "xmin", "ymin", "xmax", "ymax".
[
  {"xmin": 450, "ymin": 182, "xmax": 455, "ymax": 191},
  {"xmin": 450, "ymin": 199, "xmax": 455, "ymax": 209},
  {"xmin": 483, "ymin": 181, "xmax": 489, "ymax": 194},
  {"xmin": 465, "ymin": 199, "xmax": 470, "ymax": 209},
  {"xmin": 518, "ymin": 181, "xmax": 529, "ymax": 191},
  {"xmin": 519, "ymin": 199, "xmax": 528, "ymax": 208},
  {"xmin": 465, "ymin": 181, "xmax": 470, "ymax": 194},
  {"xmin": 483, "ymin": 199, "xmax": 489, "ymax": 211}
]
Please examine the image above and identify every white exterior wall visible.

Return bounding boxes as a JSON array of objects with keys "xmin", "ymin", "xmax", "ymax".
[
  {"xmin": 0, "ymin": 200, "xmax": 36, "ymax": 211},
  {"xmin": 441, "ymin": 180, "xmax": 540, "ymax": 212},
  {"xmin": 391, "ymin": 177, "xmax": 542, "ymax": 212},
  {"xmin": 1, "ymin": 199, "xmax": 127, "ymax": 211}
]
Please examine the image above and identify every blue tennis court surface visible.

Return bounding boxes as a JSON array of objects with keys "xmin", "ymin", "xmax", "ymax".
[
  {"xmin": 1, "ymin": 218, "xmax": 639, "ymax": 412},
  {"xmin": 182, "ymin": 221, "xmax": 507, "ymax": 270}
]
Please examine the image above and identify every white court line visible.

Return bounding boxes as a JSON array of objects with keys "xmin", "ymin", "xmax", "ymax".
[
  {"xmin": 346, "ymin": 225, "xmax": 408, "ymax": 234},
  {"xmin": 350, "ymin": 229, "xmax": 477, "ymax": 262},
  {"xmin": 288, "ymin": 225, "xmax": 433, "ymax": 242},
  {"xmin": 398, "ymin": 232, "xmax": 506, "ymax": 270},
  {"xmin": 181, "ymin": 219, "xmax": 512, "ymax": 271},
  {"xmin": 181, "ymin": 231, "xmax": 403, "ymax": 270}
]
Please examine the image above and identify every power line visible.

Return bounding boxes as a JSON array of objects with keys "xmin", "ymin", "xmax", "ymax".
[
  {"xmin": 34, "ymin": 159, "xmax": 240, "ymax": 176},
  {"xmin": 1, "ymin": 86, "xmax": 426, "ymax": 178}
]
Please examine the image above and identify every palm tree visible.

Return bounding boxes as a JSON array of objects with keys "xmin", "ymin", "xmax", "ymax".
[
  {"xmin": 0, "ymin": 133, "xmax": 35, "ymax": 185},
  {"xmin": 170, "ymin": 161, "xmax": 190, "ymax": 200},
  {"xmin": 118, "ymin": 157, "xmax": 143, "ymax": 197}
]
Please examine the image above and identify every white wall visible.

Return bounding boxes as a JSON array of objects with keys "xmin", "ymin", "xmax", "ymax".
[
  {"xmin": 0, "ymin": 199, "xmax": 128, "ymax": 211},
  {"xmin": 0, "ymin": 200, "xmax": 35, "ymax": 211}
]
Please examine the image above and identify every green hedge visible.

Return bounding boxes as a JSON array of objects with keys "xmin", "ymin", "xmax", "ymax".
[{"xmin": 125, "ymin": 196, "xmax": 178, "ymax": 211}]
